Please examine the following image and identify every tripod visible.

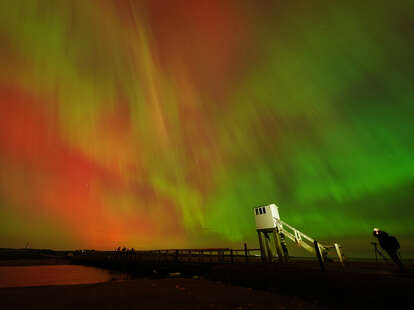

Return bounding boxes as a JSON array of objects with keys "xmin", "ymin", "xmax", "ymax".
[{"xmin": 370, "ymin": 242, "xmax": 388, "ymax": 264}]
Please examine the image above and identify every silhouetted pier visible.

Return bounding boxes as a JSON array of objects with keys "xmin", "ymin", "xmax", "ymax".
[
  {"xmin": 71, "ymin": 246, "xmax": 264, "ymax": 274},
  {"xmin": 112, "ymin": 247, "xmax": 262, "ymax": 264}
]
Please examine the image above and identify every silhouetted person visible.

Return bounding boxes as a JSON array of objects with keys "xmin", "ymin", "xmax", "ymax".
[{"xmin": 373, "ymin": 228, "xmax": 405, "ymax": 272}]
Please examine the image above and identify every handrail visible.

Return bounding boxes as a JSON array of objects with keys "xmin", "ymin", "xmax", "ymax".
[
  {"xmin": 277, "ymin": 219, "xmax": 317, "ymax": 245},
  {"xmin": 272, "ymin": 217, "xmax": 344, "ymax": 265}
]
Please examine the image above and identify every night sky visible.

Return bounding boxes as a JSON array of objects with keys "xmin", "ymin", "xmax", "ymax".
[{"xmin": 0, "ymin": 0, "xmax": 413, "ymax": 256}]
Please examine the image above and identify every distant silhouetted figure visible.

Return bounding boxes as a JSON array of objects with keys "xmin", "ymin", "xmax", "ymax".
[{"xmin": 373, "ymin": 228, "xmax": 405, "ymax": 272}]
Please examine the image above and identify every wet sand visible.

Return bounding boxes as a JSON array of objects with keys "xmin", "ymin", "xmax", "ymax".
[{"xmin": 0, "ymin": 265, "xmax": 113, "ymax": 288}]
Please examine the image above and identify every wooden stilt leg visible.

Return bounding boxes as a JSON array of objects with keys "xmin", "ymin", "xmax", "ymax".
[
  {"xmin": 257, "ymin": 231, "xmax": 266, "ymax": 262},
  {"xmin": 264, "ymin": 234, "xmax": 272, "ymax": 263},
  {"xmin": 314, "ymin": 240, "xmax": 325, "ymax": 272},
  {"xmin": 272, "ymin": 229, "xmax": 285, "ymax": 263}
]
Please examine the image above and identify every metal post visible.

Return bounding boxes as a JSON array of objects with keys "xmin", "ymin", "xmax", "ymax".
[
  {"xmin": 244, "ymin": 243, "xmax": 248, "ymax": 264},
  {"xmin": 314, "ymin": 240, "xmax": 325, "ymax": 272},
  {"xmin": 272, "ymin": 229, "xmax": 285, "ymax": 263},
  {"xmin": 230, "ymin": 249, "xmax": 233, "ymax": 264},
  {"xmin": 334, "ymin": 243, "xmax": 344, "ymax": 266}
]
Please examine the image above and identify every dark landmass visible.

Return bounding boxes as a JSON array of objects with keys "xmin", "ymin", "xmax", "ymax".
[{"xmin": 0, "ymin": 248, "xmax": 71, "ymax": 266}]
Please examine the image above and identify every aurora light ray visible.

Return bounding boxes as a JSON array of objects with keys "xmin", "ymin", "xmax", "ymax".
[{"xmin": 0, "ymin": 0, "xmax": 413, "ymax": 256}]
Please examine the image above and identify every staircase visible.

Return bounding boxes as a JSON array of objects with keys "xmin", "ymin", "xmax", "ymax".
[{"xmin": 274, "ymin": 217, "xmax": 344, "ymax": 265}]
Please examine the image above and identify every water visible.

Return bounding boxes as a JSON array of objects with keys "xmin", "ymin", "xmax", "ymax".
[{"xmin": 0, "ymin": 265, "xmax": 116, "ymax": 288}]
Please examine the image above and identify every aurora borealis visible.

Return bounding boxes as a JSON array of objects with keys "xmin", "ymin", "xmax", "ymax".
[{"xmin": 0, "ymin": 0, "xmax": 413, "ymax": 255}]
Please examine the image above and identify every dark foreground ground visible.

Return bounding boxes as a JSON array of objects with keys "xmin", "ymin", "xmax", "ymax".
[
  {"xmin": 1, "ymin": 266, "xmax": 413, "ymax": 310},
  {"xmin": 1, "ymin": 250, "xmax": 413, "ymax": 310},
  {"xmin": 1, "ymin": 277, "xmax": 324, "ymax": 310}
]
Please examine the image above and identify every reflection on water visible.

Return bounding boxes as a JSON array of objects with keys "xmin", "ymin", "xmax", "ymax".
[{"xmin": 0, "ymin": 265, "xmax": 115, "ymax": 288}]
